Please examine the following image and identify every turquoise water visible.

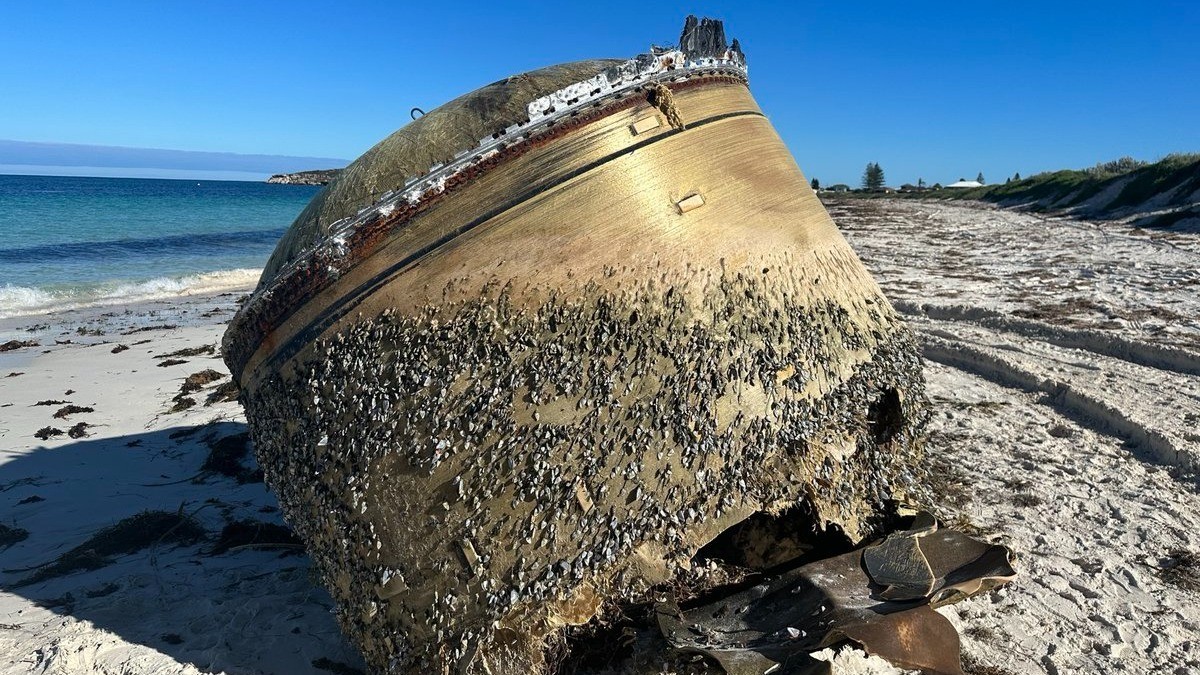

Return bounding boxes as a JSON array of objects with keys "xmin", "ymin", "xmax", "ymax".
[{"xmin": 0, "ymin": 174, "xmax": 319, "ymax": 317}]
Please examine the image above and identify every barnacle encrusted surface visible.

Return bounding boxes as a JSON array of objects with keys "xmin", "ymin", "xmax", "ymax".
[
  {"xmin": 230, "ymin": 16, "xmax": 930, "ymax": 673},
  {"xmin": 241, "ymin": 265, "xmax": 927, "ymax": 674}
]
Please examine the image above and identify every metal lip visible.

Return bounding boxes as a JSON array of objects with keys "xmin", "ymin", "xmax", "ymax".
[{"xmin": 225, "ymin": 59, "xmax": 747, "ymax": 382}]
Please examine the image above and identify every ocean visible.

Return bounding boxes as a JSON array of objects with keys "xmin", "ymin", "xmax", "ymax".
[{"xmin": 0, "ymin": 174, "xmax": 319, "ymax": 318}]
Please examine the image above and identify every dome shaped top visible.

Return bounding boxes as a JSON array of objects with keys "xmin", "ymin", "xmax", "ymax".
[{"xmin": 260, "ymin": 59, "xmax": 623, "ymax": 284}]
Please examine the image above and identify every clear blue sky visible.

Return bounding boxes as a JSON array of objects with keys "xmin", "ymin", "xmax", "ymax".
[{"xmin": 2, "ymin": 1, "xmax": 1197, "ymax": 186}]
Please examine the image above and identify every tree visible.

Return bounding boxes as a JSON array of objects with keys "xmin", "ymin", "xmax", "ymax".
[
  {"xmin": 862, "ymin": 162, "xmax": 885, "ymax": 190},
  {"xmin": 1014, "ymin": 172, "xmax": 1021, "ymax": 181},
  {"xmin": 811, "ymin": 177, "xmax": 820, "ymax": 191},
  {"xmin": 917, "ymin": 178, "xmax": 925, "ymax": 189},
  {"xmin": 976, "ymin": 171, "xmax": 985, "ymax": 184}
]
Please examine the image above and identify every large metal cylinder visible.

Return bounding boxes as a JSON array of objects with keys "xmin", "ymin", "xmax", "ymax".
[{"xmin": 225, "ymin": 20, "xmax": 927, "ymax": 674}]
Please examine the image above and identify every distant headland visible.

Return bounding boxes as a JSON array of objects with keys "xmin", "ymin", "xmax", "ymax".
[
  {"xmin": 266, "ymin": 169, "xmax": 341, "ymax": 185},
  {"xmin": 0, "ymin": 139, "xmax": 348, "ymax": 182}
]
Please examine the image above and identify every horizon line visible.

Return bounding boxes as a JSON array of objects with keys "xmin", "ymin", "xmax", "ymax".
[
  {"xmin": 0, "ymin": 165, "xmax": 325, "ymax": 183},
  {"xmin": 0, "ymin": 139, "xmax": 348, "ymax": 176}
]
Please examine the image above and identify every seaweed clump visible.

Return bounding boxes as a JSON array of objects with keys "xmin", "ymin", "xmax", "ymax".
[
  {"xmin": 52, "ymin": 405, "xmax": 93, "ymax": 419},
  {"xmin": 0, "ymin": 523, "xmax": 30, "ymax": 548},
  {"xmin": 168, "ymin": 395, "xmax": 196, "ymax": 413},
  {"xmin": 158, "ymin": 344, "xmax": 216, "ymax": 359},
  {"xmin": 16, "ymin": 510, "xmax": 205, "ymax": 586},
  {"xmin": 200, "ymin": 433, "xmax": 262, "ymax": 483},
  {"xmin": 205, "ymin": 380, "xmax": 240, "ymax": 405},
  {"xmin": 34, "ymin": 427, "xmax": 63, "ymax": 440},
  {"xmin": 209, "ymin": 519, "xmax": 302, "ymax": 555},
  {"xmin": 1160, "ymin": 549, "xmax": 1200, "ymax": 592},
  {"xmin": 180, "ymin": 369, "xmax": 226, "ymax": 394}
]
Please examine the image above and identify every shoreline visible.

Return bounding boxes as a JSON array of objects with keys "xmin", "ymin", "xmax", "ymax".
[{"xmin": 0, "ymin": 269, "xmax": 261, "ymax": 327}]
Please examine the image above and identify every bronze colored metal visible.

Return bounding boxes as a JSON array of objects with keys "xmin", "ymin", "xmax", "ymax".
[{"xmin": 226, "ymin": 19, "xmax": 928, "ymax": 675}]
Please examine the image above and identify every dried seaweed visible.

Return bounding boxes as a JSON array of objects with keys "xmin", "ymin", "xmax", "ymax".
[
  {"xmin": 0, "ymin": 523, "xmax": 29, "ymax": 548},
  {"xmin": 52, "ymin": 405, "xmax": 93, "ymax": 419},
  {"xmin": 15, "ymin": 510, "xmax": 205, "ymax": 587},
  {"xmin": 209, "ymin": 519, "xmax": 302, "ymax": 555}
]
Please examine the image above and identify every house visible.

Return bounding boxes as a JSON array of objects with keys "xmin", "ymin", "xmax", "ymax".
[
  {"xmin": 827, "ymin": 184, "xmax": 851, "ymax": 192},
  {"xmin": 946, "ymin": 179, "xmax": 983, "ymax": 188}
]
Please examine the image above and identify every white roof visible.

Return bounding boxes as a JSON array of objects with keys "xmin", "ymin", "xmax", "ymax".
[{"xmin": 947, "ymin": 180, "xmax": 983, "ymax": 188}]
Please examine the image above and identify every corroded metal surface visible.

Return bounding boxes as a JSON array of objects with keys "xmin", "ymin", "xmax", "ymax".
[{"xmin": 226, "ymin": 16, "xmax": 929, "ymax": 675}]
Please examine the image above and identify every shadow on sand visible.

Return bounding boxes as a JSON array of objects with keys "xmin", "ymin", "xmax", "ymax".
[{"xmin": 0, "ymin": 422, "xmax": 364, "ymax": 674}]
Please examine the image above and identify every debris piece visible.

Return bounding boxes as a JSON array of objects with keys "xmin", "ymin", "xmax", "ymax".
[
  {"xmin": 657, "ymin": 513, "xmax": 1016, "ymax": 674},
  {"xmin": 36, "ymin": 593, "xmax": 75, "ymax": 613},
  {"xmin": 574, "ymin": 484, "xmax": 594, "ymax": 512},
  {"xmin": 458, "ymin": 539, "xmax": 480, "ymax": 575},
  {"xmin": 220, "ymin": 15, "xmax": 932, "ymax": 675}
]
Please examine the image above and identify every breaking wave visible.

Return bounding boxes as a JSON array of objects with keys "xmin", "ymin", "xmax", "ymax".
[{"xmin": 0, "ymin": 268, "xmax": 261, "ymax": 319}]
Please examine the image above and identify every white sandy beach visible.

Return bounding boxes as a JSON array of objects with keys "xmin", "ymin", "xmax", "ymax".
[
  {"xmin": 0, "ymin": 291, "xmax": 364, "ymax": 674},
  {"xmin": 1, "ymin": 199, "xmax": 1198, "ymax": 674},
  {"xmin": 832, "ymin": 198, "xmax": 1200, "ymax": 674}
]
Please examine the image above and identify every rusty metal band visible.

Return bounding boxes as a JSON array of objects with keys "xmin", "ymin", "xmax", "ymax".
[{"xmin": 227, "ymin": 75, "xmax": 751, "ymax": 381}]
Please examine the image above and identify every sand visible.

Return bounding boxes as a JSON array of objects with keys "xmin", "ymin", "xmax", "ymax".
[
  {"xmin": 831, "ymin": 198, "xmax": 1200, "ymax": 674},
  {"xmin": 1, "ymin": 198, "xmax": 1198, "ymax": 674},
  {"xmin": 0, "ymin": 292, "xmax": 364, "ymax": 674}
]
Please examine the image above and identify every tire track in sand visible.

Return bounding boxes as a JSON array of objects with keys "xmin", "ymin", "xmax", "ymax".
[{"xmin": 896, "ymin": 300, "xmax": 1200, "ymax": 474}]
